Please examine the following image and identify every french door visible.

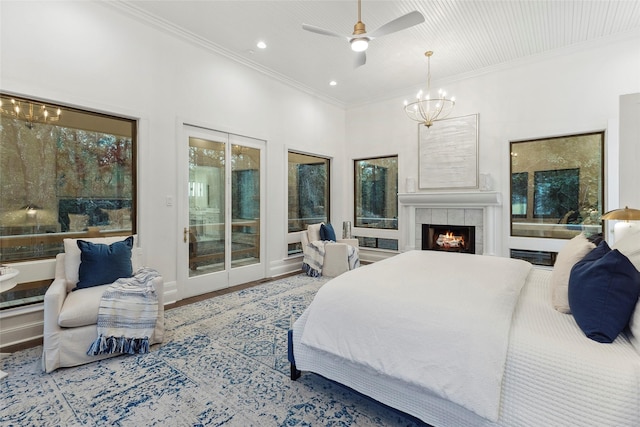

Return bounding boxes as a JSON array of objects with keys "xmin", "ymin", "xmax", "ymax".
[{"xmin": 178, "ymin": 125, "xmax": 265, "ymax": 299}]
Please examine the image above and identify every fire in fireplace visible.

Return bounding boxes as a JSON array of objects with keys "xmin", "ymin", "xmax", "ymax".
[{"xmin": 422, "ymin": 224, "xmax": 476, "ymax": 254}]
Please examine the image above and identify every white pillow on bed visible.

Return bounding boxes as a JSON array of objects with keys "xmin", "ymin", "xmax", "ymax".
[
  {"xmin": 612, "ymin": 227, "xmax": 640, "ymax": 271},
  {"xmin": 628, "ymin": 300, "xmax": 640, "ymax": 354},
  {"xmin": 614, "ymin": 228, "xmax": 640, "ymax": 353},
  {"xmin": 551, "ymin": 233, "xmax": 595, "ymax": 314}
]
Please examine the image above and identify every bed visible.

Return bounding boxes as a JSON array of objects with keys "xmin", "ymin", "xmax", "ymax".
[{"xmin": 288, "ymin": 249, "xmax": 640, "ymax": 427}]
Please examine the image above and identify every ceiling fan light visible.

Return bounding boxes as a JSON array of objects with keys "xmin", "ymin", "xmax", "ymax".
[{"xmin": 350, "ymin": 38, "xmax": 368, "ymax": 52}]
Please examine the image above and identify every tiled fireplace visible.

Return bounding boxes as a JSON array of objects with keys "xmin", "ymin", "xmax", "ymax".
[
  {"xmin": 398, "ymin": 192, "xmax": 502, "ymax": 255},
  {"xmin": 422, "ymin": 223, "xmax": 476, "ymax": 254}
]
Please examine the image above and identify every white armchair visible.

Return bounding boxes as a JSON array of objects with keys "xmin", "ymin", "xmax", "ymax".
[
  {"xmin": 42, "ymin": 236, "xmax": 164, "ymax": 373},
  {"xmin": 301, "ymin": 223, "xmax": 359, "ymax": 277}
]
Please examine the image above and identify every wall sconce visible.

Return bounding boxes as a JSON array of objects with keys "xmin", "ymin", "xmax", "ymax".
[{"xmin": 601, "ymin": 206, "xmax": 640, "ymax": 242}]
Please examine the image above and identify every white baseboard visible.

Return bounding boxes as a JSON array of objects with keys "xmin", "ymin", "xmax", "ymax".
[
  {"xmin": 358, "ymin": 248, "xmax": 397, "ymax": 263},
  {"xmin": 162, "ymin": 280, "xmax": 178, "ymax": 306},
  {"xmin": 268, "ymin": 257, "xmax": 303, "ymax": 278},
  {"xmin": 0, "ymin": 303, "xmax": 44, "ymax": 351}
]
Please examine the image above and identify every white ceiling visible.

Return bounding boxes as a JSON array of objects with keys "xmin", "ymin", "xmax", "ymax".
[{"xmin": 110, "ymin": 0, "xmax": 640, "ymax": 107}]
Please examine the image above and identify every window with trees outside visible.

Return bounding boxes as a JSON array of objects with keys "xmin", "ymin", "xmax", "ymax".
[
  {"xmin": 0, "ymin": 93, "xmax": 136, "ymax": 309},
  {"xmin": 287, "ymin": 151, "xmax": 330, "ymax": 255},
  {"xmin": 510, "ymin": 131, "xmax": 604, "ymax": 240},
  {"xmin": 354, "ymin": 156, "xmax": 398, "ymax": 250}
]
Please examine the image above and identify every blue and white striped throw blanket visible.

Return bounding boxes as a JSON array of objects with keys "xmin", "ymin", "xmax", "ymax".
[
  {"xmin": 302, "ymin": 241, "xmax": 359, "ymax": 277},
  {"xmin": 87, "ymin": 268, "xmax": 160, "ymax": 356}
]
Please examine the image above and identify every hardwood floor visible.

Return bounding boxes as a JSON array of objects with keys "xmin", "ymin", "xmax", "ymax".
[{"xmin": 3, "ymin": 270, "xmax": 303, "ymax": 353}]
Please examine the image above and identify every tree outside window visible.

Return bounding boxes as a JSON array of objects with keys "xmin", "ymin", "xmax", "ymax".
[
  {"xmin": 0, "ymin": 93, "xmax": 136, "ymax": 309},
  {"xmin": 510, "ymin": 132, "xmax": 604, "ymax": 239},
  {"xmin": 287, "ymin": 151, "xmax": 330, "ymax": 254},
  {"xmin": 354, "ymin": 156, "xmax": 398, "ymax": 230}
]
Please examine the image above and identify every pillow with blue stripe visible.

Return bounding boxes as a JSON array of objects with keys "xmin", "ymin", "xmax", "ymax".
[
  {"xmin": 569, "ymin": 240, "xmax": 640, "ymax": 343},
  {"xmin": 75, "ymin": 236, "xmax": 134, "ymax": 290}
]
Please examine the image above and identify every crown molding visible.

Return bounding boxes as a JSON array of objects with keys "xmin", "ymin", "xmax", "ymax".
[{"xmin": 104, "ymin": 1, "xmax": 346, "ymax": 109}]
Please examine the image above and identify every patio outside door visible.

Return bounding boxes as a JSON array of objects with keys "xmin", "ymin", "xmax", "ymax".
[{"xmin": 178, "ymin": 125, "xmax": 265, "ymax": 299}]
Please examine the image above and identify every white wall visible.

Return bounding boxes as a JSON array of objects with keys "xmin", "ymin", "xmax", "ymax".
[
  {"xmin": 0, "ymin": 1, "xmax": 348, "ymax": 347},
  {"xmin": 619, "ymin": 93, "xmax": 640, "ymax": 210},
  {"xmin": 345, "ymin": 33, "xmax": 640, "ymax": 256},
  {"xmin": 0, "ymin": 0, "xmax": 347, "ymax": 280}
]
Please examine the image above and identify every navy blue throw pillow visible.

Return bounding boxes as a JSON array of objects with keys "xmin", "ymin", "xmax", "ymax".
[
  {"xmin": 568, "ymin": 241, "xmax": 640, "ymax": 343},
  {"xmin": 75, "ymin": 236, "xmax": 134, "ymax": 290},
  {"xmin": 320, "ymin": 223, "xmax": 337, "ymax": 241}
]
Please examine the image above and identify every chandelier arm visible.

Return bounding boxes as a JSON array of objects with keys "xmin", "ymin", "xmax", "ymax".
[
  {"xmin": 427, "ymin": 101, "xmax": 441, "ymax": 125},
  {"xmin": 417, "ymin": 101, "xmax": 428, "ymax": 121},
  {"xmin": 421, "ymin": 103, "xmax": 433, "ymax": 126},
  {"xmin": 434, "ymin": 99, "xmax": 444, "ymax": 119}
]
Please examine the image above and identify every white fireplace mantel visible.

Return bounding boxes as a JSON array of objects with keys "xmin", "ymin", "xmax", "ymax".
[
  {"xmin": 398, "ymin": 191, "xmax": 502, "ymax": 207},
  {"xmin": 398, "ymin": 191, "xmax": 503, "ymax": 255}
]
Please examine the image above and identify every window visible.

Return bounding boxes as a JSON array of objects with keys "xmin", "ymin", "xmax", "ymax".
[
  {"xmin": 510, "ymin": 131, "xmax": 604, "ymax": 239},
  {"xmin": 510, "ymin": 249, "xmax": 557, "ymax": 266},
  {"xmin": 287, "ymin": 151, "xmax": 330, "ymax": 254},
  {"xmin": 511, "ymin": 172, "xmax": 528, "ymax": 217},
  {"xmin": 0, "ymin": 93, "xmax": 136, "ymax": 309},
  {"xmin": 533, "ymin": 168, "xmax": 580, "ymax": 218},
  {"xmin": 354, "ymin": 156, "xmax": 398, "ymax": 230},
  {"xmin": 356, "ymin": 236, "xmax": 399, "ymax": 251}
]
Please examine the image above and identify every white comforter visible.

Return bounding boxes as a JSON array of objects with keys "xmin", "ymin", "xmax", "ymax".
[{"xmin": 300, "ymin": 250, "xmax": 532, "ymax": 421}]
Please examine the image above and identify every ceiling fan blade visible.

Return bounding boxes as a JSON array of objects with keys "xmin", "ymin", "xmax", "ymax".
[
  {"xmin": 302, "ymin": 23, "xmax": 348, "ymax": 39},
  {"xmin": 368, "ymin": 11, "xmax": 425, "ymax": 39},
  {"xmin": 354, "ymin": 51, "xmax": 366, "ymax": 68}
]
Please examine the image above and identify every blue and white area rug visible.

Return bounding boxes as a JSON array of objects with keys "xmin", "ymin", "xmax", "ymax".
[{"xmin": 1, "ymin": 274, "xmax": 424, "ymax": 426}]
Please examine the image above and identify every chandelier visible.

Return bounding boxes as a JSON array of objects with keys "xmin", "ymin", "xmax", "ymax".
[
  {"xmin": 404, "ymin": 51, "xmax": 455, "ymax": 127},
  {"xmin": 0, "ymin": 95, "xmax": 61, "ymax": 129}
]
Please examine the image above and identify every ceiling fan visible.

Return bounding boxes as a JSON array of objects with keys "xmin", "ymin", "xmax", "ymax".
[{"xmin": 302, "ymin": 0, "xmax": 425, "ymax": 67}]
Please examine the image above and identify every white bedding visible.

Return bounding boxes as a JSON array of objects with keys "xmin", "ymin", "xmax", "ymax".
[
  {"xmin": 293, "ymin": 252, "xmax": 640, "ymax": 426},
  {"xmin": 300, "ymin": 250, "xmax": 532, "ymax": 421},
  {"xmin": 500, "ymin": 266, "xmax": 640, "ymax": 426}
]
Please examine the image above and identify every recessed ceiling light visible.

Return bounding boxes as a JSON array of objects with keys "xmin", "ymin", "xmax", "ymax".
[
  {"xmin": 256, "ymin": 41, "xmax": 267, "ymax": 49},
  {"xmin": 329, "ymin": 80, "xmax": 337, "ymax": 86}
]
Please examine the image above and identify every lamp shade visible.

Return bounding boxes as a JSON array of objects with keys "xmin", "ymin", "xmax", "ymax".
[
  {"xmin": 601, "ymin": 206, "xmax": 640, "ymax": 221},
  {"xmin": 614, "ymin": 222, "xmax": 637, "ymax": 242}
]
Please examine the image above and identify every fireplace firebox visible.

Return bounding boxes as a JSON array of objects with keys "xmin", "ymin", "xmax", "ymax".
[{"xmin": 422, "ymin": 224, "xmax": 476, "ymax": 254}]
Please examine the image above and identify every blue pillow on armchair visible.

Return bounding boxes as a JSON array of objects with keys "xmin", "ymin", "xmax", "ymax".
[
  {"xmin": 75, "ymin": 236, "xmax": 134, "ymax": 290},
  {"xmin": 568, "ymin": 240, "xmax": 640, "ymax": 343},
  {"xmin": 320, "ymin": 223, "xmax": 337, "ymax": 241}
]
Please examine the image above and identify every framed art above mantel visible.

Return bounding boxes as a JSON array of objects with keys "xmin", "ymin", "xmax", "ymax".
[{"xmin": 418, "ymin": 114, "xmax": 479, "ymax": 190}]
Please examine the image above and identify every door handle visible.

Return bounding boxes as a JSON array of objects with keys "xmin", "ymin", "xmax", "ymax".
[{"xmin": 184, "ymin": 227, "xmax": 188, "ymax": 243}]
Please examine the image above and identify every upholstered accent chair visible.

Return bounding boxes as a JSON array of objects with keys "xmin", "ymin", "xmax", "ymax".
[
  {"xmin": 301, "ymin": 223, "xmax": 359, "ymax": 277},
  {"xmin": 42, "ymin": 236, "xmax": 164, "ymax": 373}
]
